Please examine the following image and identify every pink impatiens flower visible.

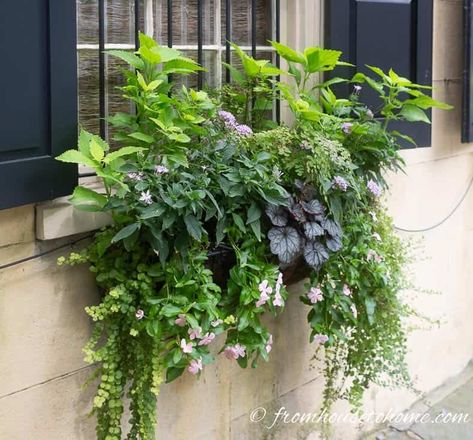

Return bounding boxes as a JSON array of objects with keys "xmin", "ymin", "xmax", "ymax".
[
  {"xmin": 273, "ymin": 292, "xmax": 284, "ymax": 307},
  {"xmin": 265, "ymin": 334, "xmax": 273, "ymax": 353},
  {"xmin": 224, "ymin": 343, "xmax": 246, "ymax": 360},
  {"xmin": 314, "ymin": 334, "xmax": 329, "ymax": 344},
  {"xmin": 273, "ymin": 273, "xmax": 284, "ymax": 307},
  {"xmin": 188, "ymin": 327, "xmax": 202, "ymax": 340},
  {"xmin": 174, "ymin": 314, "xmax": 186, "ymax": 327},
  {"xmin": 342, "ymin": 284, "xmax": 352, "ymax": 297},
  {"xmin": 308, "ymin": 287, "xmax": 324, "ymax": 304},
  {"xmin": 188, "ymin": 358, "xmax": 202, "ymax": 375},
  {"xmin": 180, "ymin": 339, "xmax": 193, "ymax": 354},
  {"xmin": 275, "ymin": 272, "xmax": 283, "ymax": 294},
  {"xmin": 198, "ymin": 332, "xmax": 216, "ymax": 346},
  {"xmin": 256, "ymin": 279, "xmax": 273, "ymax": 307},
  {"xmin": 135, "ymin": 309, "xmax": 144, "ymax": 320},
  {"xmin": 259, "ymin": 280, "xmax": 273, "ymax": 296}
]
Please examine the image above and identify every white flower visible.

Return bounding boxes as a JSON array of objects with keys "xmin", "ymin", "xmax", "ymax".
[{"xmin": 139, "ymin": 190, "xmax": 153, "ymax": 205}]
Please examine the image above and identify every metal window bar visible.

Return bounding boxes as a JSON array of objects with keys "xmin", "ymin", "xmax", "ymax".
[
  {"xmin": 251, "ymin": 0, "xmax": 257, "ymax": 57},
  {"xmin": 225, "ymin": 0, "xmax": 232, "ymax": 83},
  {"xmin": 135, "ymin": 0, "xmax": 141, "ymax": 50},
  {"xmin": 197, "ymin": 0, "xmax": 204, "ymax": 89},
  {"xmin": 98, "ymin": 0, "xmax": 106, "ymax": 139},
  {"xmin": 78, "ymin": 0, "xmax": 280, "ymax": 177}
]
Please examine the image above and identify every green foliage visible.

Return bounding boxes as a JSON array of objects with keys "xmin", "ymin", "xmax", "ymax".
[{"xmin": 56, "ymin": 35, "xmax": 452, "ymax": 439}]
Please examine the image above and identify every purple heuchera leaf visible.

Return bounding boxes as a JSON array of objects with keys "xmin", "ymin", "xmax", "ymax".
[
  {"xmin": 301, "ymin": 200, "xmax": 325, "ymax": 217},
  {"xmin": 326, "ymin": 236, "xmax": 342, "ymax": 252},
  {"xmin": 268, "ymin": 226, "xmax": 302, "ymax": 264},
  {"xmin": 266, "ymin": 205, "xmax": 288, "ymax": 227},
  {"xmin": 303, "ymin": 222, "xmax": 325, "ymax": 240},
  {"xmin": 289, "ymin": 202, "xmax": 306, "ymax": 223},
  {"xmin": 322, "ymin": 218, "xmax": 342, "ymax": 238},
  {"xmin": 303, "ymin": 241, "xmax": 329, "ymax": 270}
]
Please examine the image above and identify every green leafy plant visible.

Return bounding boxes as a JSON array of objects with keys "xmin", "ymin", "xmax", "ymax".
[{"xmin": 57, "ymin": 34, "xmax": 451, "ymax": 440}]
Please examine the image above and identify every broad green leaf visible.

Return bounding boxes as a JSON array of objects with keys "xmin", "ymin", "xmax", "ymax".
[
  {"xmin": 56, "ymin": 150, "xmax": 97, "ymax": 168},
  {"xmin": 146, "ymin": 79, "xmax": 164, "ymax": 91},
  {"xmin": 242, "ymin": 56, "xmax": 261, "ymax": 78},
  {"xmin": 166, "ymin": 367, "xmax": 185, "ymax": 383},
  {"xmin": 351, "ymin": 72, "xmax": 367, "ymax": 83},
  {"xmin": 216, "ymin": 216, "xmax": 226, "ymax": 243},
  {"xmin": 288, "ymin": 62, "xmax": 302, "ymax": 85},
  {"xmin": 163, "ymin": 58, "xmax": 205, "ymax": 74},
  {"xmin": 304, "ymin": 47, "xmax": 341, "ymax": 73},
  {"xmin": 137, "ymin": 71, "xmax": 148, "ymax": 90},
  {"xmin": 69, "ymin": 186, "xmax": 107, "ymax": 211},
  {"xmin": 314, "ymin": 77, "xmax": 347, "ymax": 89},
  {"xmin": 107, "ymin": 112, "xmax": 136, "ymax": 128},
  {"xmin": 222, "ymin": 62, "xmax": 245, "ymax": 84},
  {"xmin": 139, "ymin": 45, "xmax": 162, "ymax": 64},
  {"xmin": 107, "ymin": 50, "xmax": 144, "ymax": 70},
  {"xmin": 250, "ymin": 220, "xmax": 261, "ymax": 241},
  {"xmin": 366, "ymin": 65, "xmax": 387, "ymax": 79},
  {"xmin": 111, "ymin": 223, "xmax": 140, "ymax": 243},
  {"xmin": 155, "ymin": 46, "xmax": 182, "ymax": 62},
  {"xmin": 232, "ymin": 213, "xmax": 246, "ymax": 233},
  {"xmin": 139, "ymin": 32, "xmax": 157, "ymax": 49},
  {"xmin": 184, "ymin": 214, "xmax": 204, "ymax": 241},
  {"xmin": 270, "ymin": 41, "xmax": 306, "ymax": 64},
  {"xmin": 78, "ymin": 129, "xmax": 93, "ymax": 156},
  {"xmin": 129, "ymin": 132, "xmax": 155, "ymax": 143},
  {"xmin": 260, "ymin": 65, "xmax": 286, "ymax": 76},
  {"xmin": 399, "ymin": 104, "xmax": 431, "ymax": 123},
  {"xmin": 167, "ymin": 133, "xmax": 191, "ymax": 143},
  {"xmin": 89, "ymin": 139, "xmax": 105, "ymax": 162},
  {"xmin": 336, "ymin": 61, "xmax": 355, "ymax": 67},
  {"xmin": 404, "ymin": 95, "xmax": 453, "ymax": 110},
  {"xmin": 160, "ymin": 304, "xmax": 182, "ymax": 317},
  {"xmin": 391, "ymin": 130, "xmax": 417, "ymax": 146},
  {"xmin": 103, "ymin": 146, "xmax": 146, "ymax": 164},
  {"xmin": 364, "ymin": 76, "xmax": 384, "ymax": 94},
  {"xmin": 246, "ymin": 202, "xmax": 262, "ymax": 224}
]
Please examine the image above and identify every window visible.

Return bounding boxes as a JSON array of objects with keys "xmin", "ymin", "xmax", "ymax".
[{"xmin": 77, "ymin": 0, "xmax": 280, "ymax": 149}]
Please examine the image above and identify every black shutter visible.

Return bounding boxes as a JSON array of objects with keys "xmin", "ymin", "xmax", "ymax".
[
  {"xmin": 0, "ymin": 0, "xmax": 77, "ymax": 210},
  {"xmin": 463, "ymin": 0, "xmax": 473, "ymax": 142},
  {"xmin": 325, "ymin": 0, "xmax": 434, "ymax": 148}
]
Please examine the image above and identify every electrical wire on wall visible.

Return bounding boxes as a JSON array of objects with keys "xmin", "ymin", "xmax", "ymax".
[
  {"xmin": 0, "ymin": 235, "xmax": 93, "ymax": 272},
  {"xmin": 394, "ymin": 174, "xmax": 473, "ymax": 233}
]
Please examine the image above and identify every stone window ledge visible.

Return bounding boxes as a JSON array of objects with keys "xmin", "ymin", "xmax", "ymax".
[{"xmin": 35, "ymin": 177, "xmax": 111, "ymax": 241}]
